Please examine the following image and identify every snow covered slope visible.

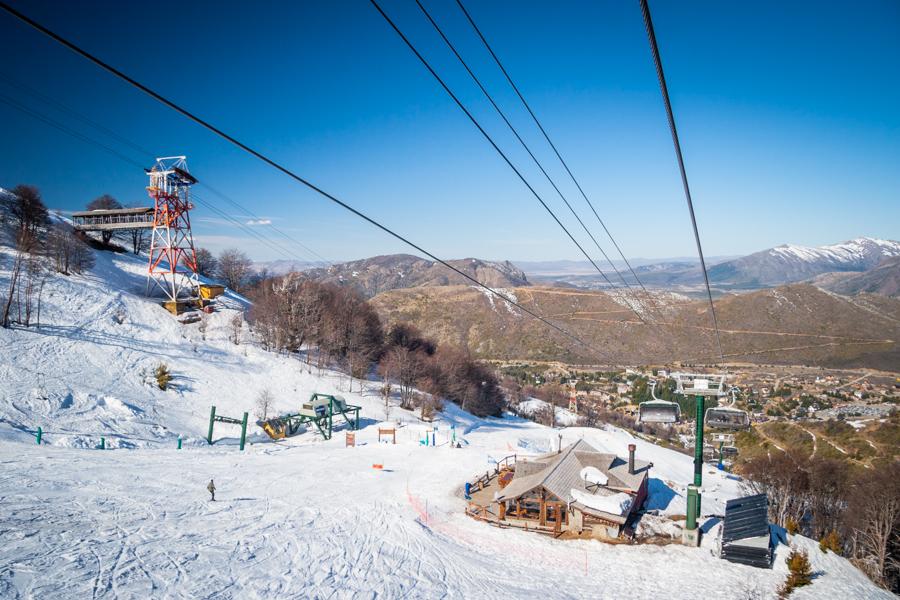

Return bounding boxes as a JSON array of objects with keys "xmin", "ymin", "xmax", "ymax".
[{"xmin": 0, "ymin": 244, "xmax": 891, "ymax": 599}]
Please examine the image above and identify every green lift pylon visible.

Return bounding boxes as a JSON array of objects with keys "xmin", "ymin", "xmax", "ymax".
[
  {"xmin": 674, "ymin": 373, "xmax": 727, "ymax": 546},
  {"xmin": 207, "ymin": 405, "xmax": 249, "ymax": 451},
  {"xmin": 693, "ymin": 393, "xmax": 705, "ymax": 516}
]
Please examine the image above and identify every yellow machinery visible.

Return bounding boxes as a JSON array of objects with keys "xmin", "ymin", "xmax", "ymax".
[
  {"xmin": 198, "ymin": 284, "xmax": 225, "ymax": 300},
  {"xmin": 258, "ymin": 393, "xmax": 361, "ymax": 440},
  {"xmin": 259, "ymin": 419, "xmax": 289, "ymax": 440}
]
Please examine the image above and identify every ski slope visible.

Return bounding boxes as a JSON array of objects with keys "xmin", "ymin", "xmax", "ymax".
[{"xmin": 0, "ymin": 243, "xmax": 891, "ymax": 599}]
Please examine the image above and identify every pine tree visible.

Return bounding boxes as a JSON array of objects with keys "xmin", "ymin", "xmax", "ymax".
[
  {"xmin": 779, "ymin": 547, "xmax": 813, "ymax": 598},
  {"xmin": 785, "ymin": 516, "xmax": 800, "ymax": 535},
  {"xmin": 819, "ymin": 530, "xmax": 841, "ymax": 554}
]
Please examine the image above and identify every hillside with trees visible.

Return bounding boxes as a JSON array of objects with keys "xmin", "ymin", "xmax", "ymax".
[{"xmin": 246, "ymin": 272, "xmax": 504, "ymax": 417}]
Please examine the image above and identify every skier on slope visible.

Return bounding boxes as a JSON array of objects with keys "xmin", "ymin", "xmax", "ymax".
[{"xmin": 207, "ymin": 479, "xmax": 216, "ymax": 501}]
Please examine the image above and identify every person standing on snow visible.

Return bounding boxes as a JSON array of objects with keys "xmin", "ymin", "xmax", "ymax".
[{"xmin": 207, "ymin": 479, "xmax": 216, "ymax": 501}]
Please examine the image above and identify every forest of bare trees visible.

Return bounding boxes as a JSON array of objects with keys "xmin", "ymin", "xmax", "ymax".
[
  {"xmin": 247, "ymin": 274, "xmax": 504, "ymax": 417},
  {"xmin": 741, "ymin": 452, "xmax": 900, "ymax": 592},
  {"xmin": 2, "ymin": 185, "xmax": 97, "ymax": 328}
]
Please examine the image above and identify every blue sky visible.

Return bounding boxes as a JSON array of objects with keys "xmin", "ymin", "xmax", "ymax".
[{"xmin": 1, "ymin": 0, "xmax": 898, "ymax": 263}]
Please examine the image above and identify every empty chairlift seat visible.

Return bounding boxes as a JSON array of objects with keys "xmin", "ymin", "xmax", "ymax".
[
  {"xmin": 638, "ymin": 400, "xmax": 680, "ymax": 424},
  {"xmin": 704, "ymin": 407, "xmax": 750, "ymax": 430},
  {"xmin": 638, "ymin": 380, "xmax": 681, "ymax": 424}
]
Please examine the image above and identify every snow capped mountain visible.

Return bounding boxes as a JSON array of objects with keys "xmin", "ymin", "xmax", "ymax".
[
  {"xmin": 769, "ymin": 237, "xmax": 900, "ymax": 268},
  {"xmin": 708, "ymin": 237, "xmax": 900, "ymax": 287}
]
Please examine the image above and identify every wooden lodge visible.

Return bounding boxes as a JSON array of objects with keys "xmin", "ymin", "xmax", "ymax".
[{"xmin": 466, "ymin": 440, "xmax": 651, "ymax": 539}]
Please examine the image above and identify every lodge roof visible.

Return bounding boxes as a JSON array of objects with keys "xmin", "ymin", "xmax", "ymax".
[{"xmin": 496, "ymin": 440, "xmax": 650, "ymax": 513}]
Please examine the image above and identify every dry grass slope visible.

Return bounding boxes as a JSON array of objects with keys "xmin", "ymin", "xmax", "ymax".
[{"xmin": 370, "ymin": 284, "xmax": 900, "ymax": 369}]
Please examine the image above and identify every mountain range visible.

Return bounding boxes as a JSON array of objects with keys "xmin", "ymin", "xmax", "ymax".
[
  {"xmin": 297, "ymin": 254, "xmax": 529, "ymax": 298},
  {"xmin": 273, "ymin": 237, "xmax": 900, "ymax": 299},
  {"xmin": 708, "ymin": 237, "xmax": 900, "ymax": 287},
  {"xmin": 525, "ymin": 237, "xmax": 900, "ymax": 294}
]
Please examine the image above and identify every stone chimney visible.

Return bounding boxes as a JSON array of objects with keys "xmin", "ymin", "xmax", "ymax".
[{"xmin": 628, "ymin": 444, "xmax": 636, "ymax": 474}]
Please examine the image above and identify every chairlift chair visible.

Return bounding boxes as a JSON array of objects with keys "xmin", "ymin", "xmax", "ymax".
[
  {"xmin": 704, "ymin": 387, "xmax": 751, "ymax": 431},
  {"xmin": 638, "ymin": 380, "xmax": 681, "ymax": 424}
]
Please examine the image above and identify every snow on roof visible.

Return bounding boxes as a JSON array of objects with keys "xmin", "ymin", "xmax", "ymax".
[{"xmin": 496, "ymin": 440, "xmax": 649, "ymax": 506}]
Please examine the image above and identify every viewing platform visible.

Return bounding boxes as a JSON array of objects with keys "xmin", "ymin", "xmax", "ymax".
[{"xmin": 71, "ymin": 207, "xmax": 154, "ymax": 231}]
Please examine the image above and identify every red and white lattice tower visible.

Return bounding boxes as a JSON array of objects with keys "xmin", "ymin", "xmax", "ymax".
[{"xmin": 145, "ymin": 156, "xmax": 199, "ymax": 302}]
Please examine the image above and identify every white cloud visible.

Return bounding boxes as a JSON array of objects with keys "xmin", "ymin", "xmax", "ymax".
[{"xmin": 246, "ymin": 218, "xmax": 272, "ymax": 226}]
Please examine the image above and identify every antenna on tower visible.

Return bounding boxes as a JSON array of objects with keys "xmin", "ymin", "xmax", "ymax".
[{"xmin": 145, "ymin": 156, "xmax": 199, "ymax": 310}]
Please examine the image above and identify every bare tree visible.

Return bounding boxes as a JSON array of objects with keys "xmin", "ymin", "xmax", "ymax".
[
  {"xmin": 579, "ymin": 402, "xmax": 601, "ymax": 428},
  {"xmin": 541, "ymin": 383, "xmax": 568, "ymax": 408},
  {"xmin": 3, "ymin": 184, "xmax": 48, "ymax": 241},
  {"xmin": 739, "ymin": 452, "xmax": 809, "ymax": 528},
  {"xmin": 806, "ymin": 458, "xmax": 849, "ymax": 540},
  {"xmin": 1, "ymin": 245, "xmax": 25, "ymax": 328},
  {"xmin": 18, "ymin": 254, "xmax": 46, "ymax": 327},
  {"xmin": 847, "ymin": 463, "xmax": 900, "ymax": 590},
  {"xmin": 229, "ymin": 312, "xmax": 243, "ymax": 345},
  {"xmin": 255, "ymin": 389, "xmax": 274, "ymax": 421},
  {"xmin": 217, "ymin": 248, "xmax": 253, "ymax": 292},
  {"xmin": 381, "ymin": 346, "xmax": 426, "ymax": 410},
  {"xmin": 382, "ymin": 380, "xmax": 393, "ymax": 421},
  {"xmin": 345, "ymin": 308, "xmax": 383, "ymax": 391},
  {"xmin": 534, "ymin": 404, "xmax": 556, "ymax": 428},
  {"xmin": 1, "ymin": 228, "xmax": 39, "ymax": 328},
  {"xmin": 128, "ymin": 228, "xmax": 147, "ymax": 255},
  {"xmin": 195, "ymin": 247, "xmax": 218, "ymax": 278},
  {"xmin": 45, "ymin": 223, "xmax": 94, "ymax": 275},
  {"xmin": 501, "ymin": 376, "xmax": 523, "ymax": 409}
]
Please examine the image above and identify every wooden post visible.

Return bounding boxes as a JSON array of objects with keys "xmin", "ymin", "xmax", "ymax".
[
  {"xmin": 499, "ymin": 502, "xmax": 506, "ymax": 520},
  {"xmin": 539, "ymin": 499, "xmax": 547, "ymax": 526},
  {"xmin": 516, "ymin": 500, "xmax": 522, "ymax": 518}
]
